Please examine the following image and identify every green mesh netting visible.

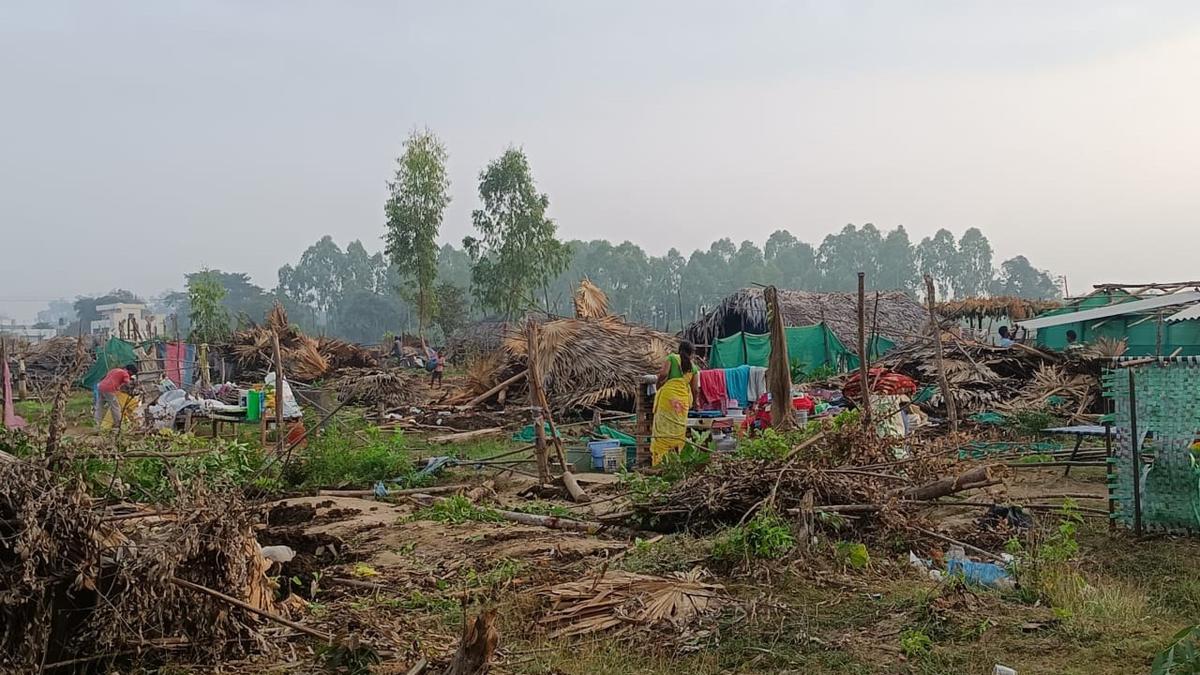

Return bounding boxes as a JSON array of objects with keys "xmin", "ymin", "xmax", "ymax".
[{"xmin": 1105, "ymin": 360, "xmax": 1200, "ymax": 533}]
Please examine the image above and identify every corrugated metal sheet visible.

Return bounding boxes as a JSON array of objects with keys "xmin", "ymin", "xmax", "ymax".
[
  {"xmin": 1166, "ymin": 304, "xmax": 1200, "ymax": 323},
  {"xmin": 1016, "ymin": 291, "xmax": 1200, "ymax": 331}
]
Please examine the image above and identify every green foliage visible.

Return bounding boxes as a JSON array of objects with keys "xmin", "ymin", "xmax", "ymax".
[
  {"xmin": 899, "ymin": 628, "xmax": 934, "ymax": 658},
  {"xmin": 712, "ymin": 509, "xmax": 795, "ymax": 562},
  {"xmin": 736, "ymin": 429, "xmax": 804, "ymax": 461},
  {"xmin": 432, "ymin": 281, "xmax": 468, "ymax": 338},
  {"xmin": 1004, "ymin": 408, "xmax": 1062, "ymax": 436},
  {"xmin": 385, "ymin": 129, "xmax": 452, "ymax": 332},
  {"xmin": 187, "ymin": 269, "xmax": 231, "ymax": 344},
  {"xmin": 80, "ymin": 436, "xmax": 277, "ymax": 502},
  {"xmin": 620, "ymin": 470, "xmax": 672, "ymax": 502},
  {"xmin": 292, "ymin": 426, "xmax": 423, "ymax": 488},
  {"xmin": 463, "ymin": 147, "xmax": 569, "ymax": 317},
  {"xmin": 834, "ymin": 541, "xmax": 870, "ymax": 570},
  {"xmin": 464, "ymin": 558, "xmax": 524, "ymax": 588},
  {"xmin": 414, "ymin": 494, "xmax": 504, "ymax": 524},
  {"xmin": 657, "ymin": 443, "xmax": 710, "ymax": 482},
  {"xmin": 1153, "ymin": 625, "xmax": 1200, "ymax": 675},
  {"xmin": 511, "ymin": 501, "xmax": 577, "ymax": 519}
]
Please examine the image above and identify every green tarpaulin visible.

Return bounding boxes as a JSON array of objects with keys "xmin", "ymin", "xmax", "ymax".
[
  {"xmin": 80, "ymin": 338, "xmax": 138, "ymax": 389},
  {"xmin": 708, "ymin": 323, "xmax": 895, "ymax": 373}
]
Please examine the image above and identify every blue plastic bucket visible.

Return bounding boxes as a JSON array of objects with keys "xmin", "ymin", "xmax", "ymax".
[{"xmin": 588, "ymin": 440, "xmax": 621, "ymax": 470}]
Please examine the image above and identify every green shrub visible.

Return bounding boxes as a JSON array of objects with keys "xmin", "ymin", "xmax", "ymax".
[
  {"xmin": 414, "ymin": 494, "xmax": 504, "ymax": 524},
  {"xmin": 80, "ymin": 436, "xmax": 277, "ymax": 502},
  {"xmin": 899, "ymin": 628, "xmax": 933, "ymax": 657},
  {"xmin": 712, "ymin": 509, "xmax": 795, "ymax": 561},
  {"xmin": 294, "ymin": 426, "xmax": 424, "ymax": 488},
  {"xmin": 1153, "ymin": 624, "xmax": 1200, "ymax": 675}
]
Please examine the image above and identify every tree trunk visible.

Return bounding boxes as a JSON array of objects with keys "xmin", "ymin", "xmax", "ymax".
[
  {"xmin": 897, "ymin": 465, "xmax": 997, "ymax": 501},
  {"xmin": 443, "ymin": 609, "xmax": 499, "ymax": 675}
]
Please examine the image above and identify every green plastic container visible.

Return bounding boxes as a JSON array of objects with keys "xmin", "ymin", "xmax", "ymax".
[{"xmin": 245, "ymin": 390, "xmax": 261, "ymax": 422}]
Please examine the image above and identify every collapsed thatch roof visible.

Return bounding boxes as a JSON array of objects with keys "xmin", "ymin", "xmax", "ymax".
[
  {"xmin": 228, "ymin": 304, "xmax": 378, "ymax": 381},
  {"xmin": 683, "ymin": 288, "xmax": 927, "ymax": 352},
  {"xmin": 503, "ymin": 316, "xmax": 677, "ymax": 410},
  {"xmin": 936, "ymin": 296, "xmax": 1062, "ymax": 323}
]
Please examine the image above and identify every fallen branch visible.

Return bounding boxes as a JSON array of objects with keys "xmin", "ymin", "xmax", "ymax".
[
  {"xmin": 560, "ymin": 470, "xmax": 590, "ymax": 503},
  {"xmin": 317, "ymin": 483, "xmax": 468, "ymax": 498},
  {"xmin": 463, "ymin": 370, "xmax": 526, "ymax": 408},
  {"xmin": 169, "ymin": 576, "xmax": 335, "ymax": 643},
  {"xmin": 428, "ymin": 427, "xmax": 504, "ymax": 445},
  {"xmin": 912, "ymin": 527, "xmax": 1005, "ymax": 563}
]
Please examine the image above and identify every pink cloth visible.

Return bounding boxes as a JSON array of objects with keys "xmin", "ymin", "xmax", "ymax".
[
  {"xmin": 698, "ymin": 369, "xmax": 727, "ymax": 411},
  {"xmin": 3, "ymin": 360, "xmax": 26, "ymax": 429},
  {"xmin": 166, "ymin": 342, "xmax": 185, "ymax": 385}
]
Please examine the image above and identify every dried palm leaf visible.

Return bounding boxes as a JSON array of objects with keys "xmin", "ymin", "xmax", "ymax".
[{"xmin": 573, "ymin": 278, "xmax": 610, "ymax": 319}]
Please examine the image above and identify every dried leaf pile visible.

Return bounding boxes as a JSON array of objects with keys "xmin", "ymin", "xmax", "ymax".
[
  {"xmin": 573, "ymin": 278, "xmax": 610, "ymax": 319},
  {"xmin": 539, "ymin": 570, "xmax": 724, "ymax": 637},
  {"xmin": 0, "ymin": 460, "xmax": 295, "ymax": 670}
]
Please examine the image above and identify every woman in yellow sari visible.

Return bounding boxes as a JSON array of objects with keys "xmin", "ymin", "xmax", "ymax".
[{"xmin": 650, "ymin": 341, "xmax": 700, "ymax": 465}]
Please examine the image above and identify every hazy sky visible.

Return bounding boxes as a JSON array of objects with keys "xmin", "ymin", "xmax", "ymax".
[{"xmin": 3, "ymin": 1, "xmax": 1200, "ymax": 321}]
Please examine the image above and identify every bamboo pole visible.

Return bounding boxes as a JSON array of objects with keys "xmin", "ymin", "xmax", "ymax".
[
  {"xmin": 272, "ymin": 331, "xmax": 285, "ymax": 454},
  {"xmin": 924, "ymin": 275, "xmax": 958, "ymax": 433},
  {"xmin": 856, "ymin": 273, "xmax": 873, "ymax": 430},
  {"xmin": 170, "ymin": 577, "xmax": 335, "ymax": 642}
]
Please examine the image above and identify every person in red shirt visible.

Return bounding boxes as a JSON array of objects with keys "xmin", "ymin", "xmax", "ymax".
[{"xmin": 95, "ymin": 364, "xmax": 138, "ymax": 429}]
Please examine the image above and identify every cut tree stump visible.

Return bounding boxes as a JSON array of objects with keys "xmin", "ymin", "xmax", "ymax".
[{"xmin": 443, "ymin": 609, "xmax": 499, "ymax": 675}]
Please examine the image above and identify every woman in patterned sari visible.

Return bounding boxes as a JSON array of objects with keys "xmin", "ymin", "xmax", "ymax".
[{"xmin": 650, "ymin": 340, "xmax": 700, "ymax": 465}]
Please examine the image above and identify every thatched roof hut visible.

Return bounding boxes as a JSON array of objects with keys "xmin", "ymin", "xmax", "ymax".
[
  {"xmin": 503, "ymin": 316, "xmax": 677, "ymax": 410},
  {"xmin": 682, "ymin": 288, "xmax": 927, "ymax": 353}
]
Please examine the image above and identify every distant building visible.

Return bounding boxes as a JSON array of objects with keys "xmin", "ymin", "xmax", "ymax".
[
  {"xmin": 0, "ymin": 319, "xmax": 58, "ymax": 343},
  {"xmin": 90, "ymin": 303, "xmax": 168, "ymax": 340}
]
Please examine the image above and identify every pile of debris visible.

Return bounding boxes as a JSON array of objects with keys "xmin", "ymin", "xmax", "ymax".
[
  {"xmin": 0, "ymin": 458, "xmax": 305, "ymax": 671},
  {"xmin": 539, "ymin": 569, "xmax": 723, "ymax": 638},
  {"xmin": 492, "ymin": 316, "xmax": 677, "ymax": 410},
  {"xmin": 228, "ymin": 304, "xmax": 378, "ymax": 381},
  {"xmin": 16, "ymin": 336, "xmax": 80, "ymax": 389},
  {"xmin": 332, "ymin": 367, "xmax": 420, "ymax": 409},
  {"xmin": 876, "ymin": 337, "xmax": 1103, "ymax": 421},
  {"xmin": 935, "ymin": 296, "xmax": 1063, "ymax": 324},
  {"xmin": 619, "ymin": 426, "xmax": 1001, "ymax": 536}
]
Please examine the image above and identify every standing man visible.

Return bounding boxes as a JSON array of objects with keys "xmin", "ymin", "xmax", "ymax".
[{"xmin": 95, "ymin": 363, "xmax": 137, "ymax": 429}]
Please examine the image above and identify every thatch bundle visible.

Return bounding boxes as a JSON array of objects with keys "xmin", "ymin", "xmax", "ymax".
[
  {"xmin": 683, "ymin": 288, "xmax": 927, "ymax": 352},
  {"xmin": 936, "ymin": 296, "xmax": 1062, "ymax": 323},
  {"xmin": 228, "ymin": 304, "xmax": 376, "ymax": 382},
  {"xmin": 503, "ymin": 316, "xmax": 678, "ymax": 410},
  {"xmin": 332, "ymin": 367, "xmax": 418, "ymax": 407},
  {"xmin": 0, "ymin": 460, "xmax": 294, "ymax": 670},
  {"xmin": 573, "ymin": 278, "xmax": 610, "ymax": 319}
]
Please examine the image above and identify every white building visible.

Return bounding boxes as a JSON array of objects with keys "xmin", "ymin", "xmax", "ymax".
[
  {"xmin": 91, "ymin": 303, "xmax": 168, "ymax": 340},
  {"xmin": 0, "ymin": 320, "xmax": 58, "ymax": 343}
]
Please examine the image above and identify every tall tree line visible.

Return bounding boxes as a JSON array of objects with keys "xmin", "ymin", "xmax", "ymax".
[{"xmin": 66, "ymin": 131, "xmax": 1062, "ymax": 342}]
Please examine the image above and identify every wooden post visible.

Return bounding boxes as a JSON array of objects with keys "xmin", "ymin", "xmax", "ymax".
[
  {"xmin": 272, "ymin": 330, "xmax": 284, "ymax": 455},
  {"xmin": 856, "ymin": 273, "xmax": 873, "ymax": 430},
  {"xmin": 765, "ymin": 286, "xmax": 796, "ymax": 431},
  {"xmin": 526, "ymin": 320, "xmax": 570, "ymax": 473},
  {"xmin": 635, "ymin": 375, "xmax": 653, "ymax": 467},
  {"xmin": 924, "ymin": 275, "xmax": 958, "ymax": 433},
  {"xmin": 16, "ymin": 356, "xmax": 27, "ymax": 401},
  {"xmin": 1128, "ymin": 369, "xmax": 1142, "ymax": 536},
  {"xmin": 533, "ymin": 411, "xmax": 551, "ymax": 485}
]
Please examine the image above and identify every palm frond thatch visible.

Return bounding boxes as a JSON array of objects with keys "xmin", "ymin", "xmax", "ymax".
[
  {"xmin": 502, "ymin": 316, "xmax": 678, "ymax": 410},
  {"xmin": 936, "ymin": 296, "xmax": 1062, "ymax": 322},
  {"xmin": 683, "ymin": 288, "xmax": 927, "ymax": 352},
  {"xmin": 573, "ymin": 278, "xmax": 610, "ymax": 319}
]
